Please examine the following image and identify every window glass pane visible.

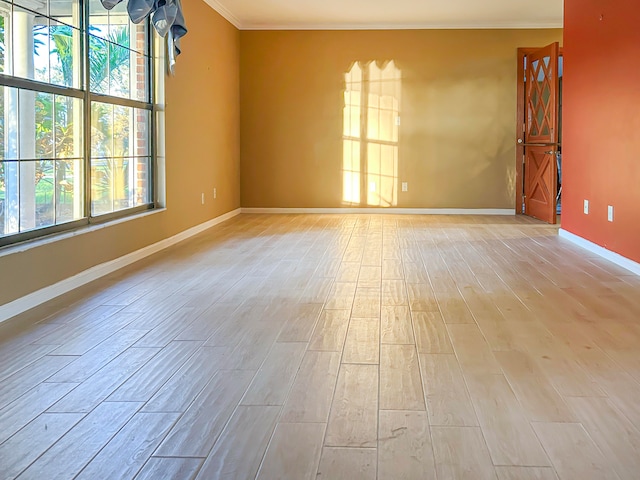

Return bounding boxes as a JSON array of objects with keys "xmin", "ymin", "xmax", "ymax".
[
  {"xmin": 113, "ymin": 105, "xmax": 130, "ymax": 156},
  {"xmin": 131, "ymin": 156, "xmax": 150, "ymax": 206},
  {"xmin": 54, "ymin": 95, "xmax": 83, "ymax": 159},
  {"xmin": 91, "ymin": 156, "xmax": 149, "ymax": 215},
  {"xmin": 89, "ymin": 0, "xmax": 148, "ymax": 100},
  {"xmin": 89, "ymin": 0, "xmax": 129, "ymax": 41},
  {"xmin": 0, "ymin": 85, "xmax": 19, "ymax": 161},
  {"xmin": 134, "ymin": 54, "xmax": 149, "ymax": 102},
  {"xmin": 111, "ymin": 157, "xmax": 132, "ymax": 209},
  {"xmin": 31, "ymin": 159, "xmax": 55, "ymax": 229},
  {"xmin": 13, "ymin": 159, "xmax": 51, "ymax": 231},
  {"xmin": 12, "ymin": 0, "xmax": 47, "ymax": 15},
  {"xmin": 91, "ymin": 157, "xmax": 113, "ymax": 215},
  {"xmin": 91, "ymin": 102, "xmax": 149, "ymax": 157},
  {"xmin": 9, "ymin": 5, "xmax": 42, "ymax": 81},
  {"xmin": 89, "ymin": 0, "xmax": 147, "ymax": 53},
  {"xmin": 29, "ymin": 159, "xmax": 84, "ymax": 230},
  {"xmin": 136, "ymin": 108, "xmax": 150, "ymax": 157},
  {"xmin": 0, "ymin": 160, "xmax": 15, "ymax": 235},
  {"xmin": 0, "ymin": 7, "xmax": 7, "ymax": 74},
  {"xmin": 89, "ymin": 35, "xmax": 148, "ymax": 100},
  {"xmin": 33, "ymin": 18, "xmax": 52, "ymax": 84},
  {"xmin": 108, "ymin": 3, "xmax": 130, "ymax": 46},
  {"xmin": 91, "ymin": 103, "xmax": 150, "ymax": 215},
  {"xmin": 132, "ymin": 22, "xmax": 148, "ymax": 55},
  {"xmin": 0, "ymin": 86, "xmax": 3, "ymax": 160},
  {"xmin": 4, "ymin": 4, "xmax": 81, "ymax": 88},
  {"xmin": 91, "ymin": 101, "xmax": 113, "ymax": 157},
  {"xmin": 49, "ymin": 23, "xmax": 82, "ymax": 88},
  {"xmin": 89, "ymin": 0, "xmax": 116, "ymax": 40},
  {"xmin": 56, "ymin": 158, "xmax": 83, "ymax": 223},
  {"xmin": 89, "ymin": 34, "xmax": 109, "ymax": 95},
  {"xmin": 0, "ymin": 159, "xmax": 18, "ymax": 235},
  {"xmin": 34, "ymin": 93, "xmax": 83, "ymax": 159},
  {"xmin": 18, "ymin": 88, "xmax": 36, "ymax": 160},
  {"xmin": 35, "ymin": 92, "xmax": 54, "ymax": 158},
  {"xmin": 109, "ymin": 43, "xmax": 130, "ymax": 98},
  {"xmin": 50, "ymin": 0, "xmax": 81, "ymax": 29},
  {"xmin": 18, "ymin": 90, "xmax": 83, "ymax": 161}
]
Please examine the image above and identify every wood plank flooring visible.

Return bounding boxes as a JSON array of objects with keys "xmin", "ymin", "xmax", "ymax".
[{"xmin": 1, "ymin": 213, "xmax": 640, "ymax": 479}]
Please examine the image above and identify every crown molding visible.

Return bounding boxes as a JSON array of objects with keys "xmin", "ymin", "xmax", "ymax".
[
  {"xmin": 200, "ymin": 1, "xmax": 561, "ymax": 31},
  {"xmin": 238, "ymin": 22, "xmax": 563, "ymax": 31},
  {"xmin": 203, "ymin": 0, "xmax": 242, "ymax": 28}
]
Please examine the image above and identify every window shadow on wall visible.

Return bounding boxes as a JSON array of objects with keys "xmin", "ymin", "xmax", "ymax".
[{"xmin": 342, "ymin": 60, "xmax": 401, "ymax": 207}]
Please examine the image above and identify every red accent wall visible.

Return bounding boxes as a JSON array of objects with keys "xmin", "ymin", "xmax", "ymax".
[{"xmin": 562, "ymin": 0, "xmax": 640, "ymax": 263}]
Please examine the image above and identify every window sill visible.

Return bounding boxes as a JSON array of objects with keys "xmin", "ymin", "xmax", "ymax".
[{"xmin": 0, "ymin": 207, "xmax": 167, "ymax": 259}]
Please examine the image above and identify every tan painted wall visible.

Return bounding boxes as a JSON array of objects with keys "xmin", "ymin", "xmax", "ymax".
[
  {"xmin": 0, "ymin": 0, "xmax": 240, "ymax": 306},
  {"xmin": 240, "ymin": 29, "xmax": 562, "ymax": 208}
]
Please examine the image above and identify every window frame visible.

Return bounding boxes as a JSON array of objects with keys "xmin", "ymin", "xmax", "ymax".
[{"xmin": 0, "ymin": 0, "xmax": 158, "ymax": 247}]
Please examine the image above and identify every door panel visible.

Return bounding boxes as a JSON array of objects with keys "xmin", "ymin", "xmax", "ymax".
[
  {"xmin": 526, "ymin": 43, "xmax": 559, "ymax": 144},
  {"xmin": 525, "ymin": 146, "xmax": 557, "ymax": 224},
  {"xmin": 523, "ymin": 42, "xmax": 559, "ymax": 224}
]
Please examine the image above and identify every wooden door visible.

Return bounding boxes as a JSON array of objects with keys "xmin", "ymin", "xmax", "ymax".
[{"xmin": 522, "ymin": 42, "xmax": 559, "ymax": 224}]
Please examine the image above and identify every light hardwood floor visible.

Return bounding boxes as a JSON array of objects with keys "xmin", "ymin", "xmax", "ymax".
[{"xmin": 1, "ymin": 213, "xmax": 640, "ymax": 479}]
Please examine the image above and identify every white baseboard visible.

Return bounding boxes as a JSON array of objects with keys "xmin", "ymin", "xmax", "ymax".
[
  {"xmin": 559, "ymin": 228, "xmax": 640, "ymax": 276},
  {"xmin": 241, "ymin": 207, "xmax": 515, "ymax": 215},
  {"xmin": 0, "ymin": 208, "xmax": 241, "ymax": 323}
]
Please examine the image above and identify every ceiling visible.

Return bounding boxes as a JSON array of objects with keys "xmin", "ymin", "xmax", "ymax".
[{"xmin": 204, "ymin": 0, "xmax": 563, "ymax": 30}]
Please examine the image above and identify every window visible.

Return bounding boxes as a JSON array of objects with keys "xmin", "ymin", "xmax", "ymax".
[{"xmin": 0, "ymin": 0, "xmax": 157, "ymax": 245}]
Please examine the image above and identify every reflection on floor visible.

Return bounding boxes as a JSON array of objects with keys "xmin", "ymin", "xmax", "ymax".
[{"xmin": 1, "ymin": 213, "xmax": 640, "ymax": 479}]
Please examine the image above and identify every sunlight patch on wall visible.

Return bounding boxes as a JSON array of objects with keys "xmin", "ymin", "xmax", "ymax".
[{"xmin": 342, "ymin": 60, "xmax": 401, "ymax": 206}]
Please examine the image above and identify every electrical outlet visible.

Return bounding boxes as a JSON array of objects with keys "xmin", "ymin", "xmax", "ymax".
[
  {"xmin": 395, "ymin": 116, "xmax": 401, "ymax": 126},
  {"xmin": 401, "ymin": 182, "xmax": 408, "ymax": 192},
  {"xmin": 213, "ymin": 188, "xmax": 217, "ymax": 199},
  {"xmin": 584, "ymin": 199, "xmax": 589, "ymax": 214},
  {"xmin": 608, "ymin": 205, "xmax": 614, "ymax": 222},
  {"xmin": 201, "ymin": 193, "xmax": 205, "ymax": 205}
]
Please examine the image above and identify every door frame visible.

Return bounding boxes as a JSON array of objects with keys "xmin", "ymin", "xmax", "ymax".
[{"xmin": 515, "ymin": 47, "xmax": 563, "ymax": 215}]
